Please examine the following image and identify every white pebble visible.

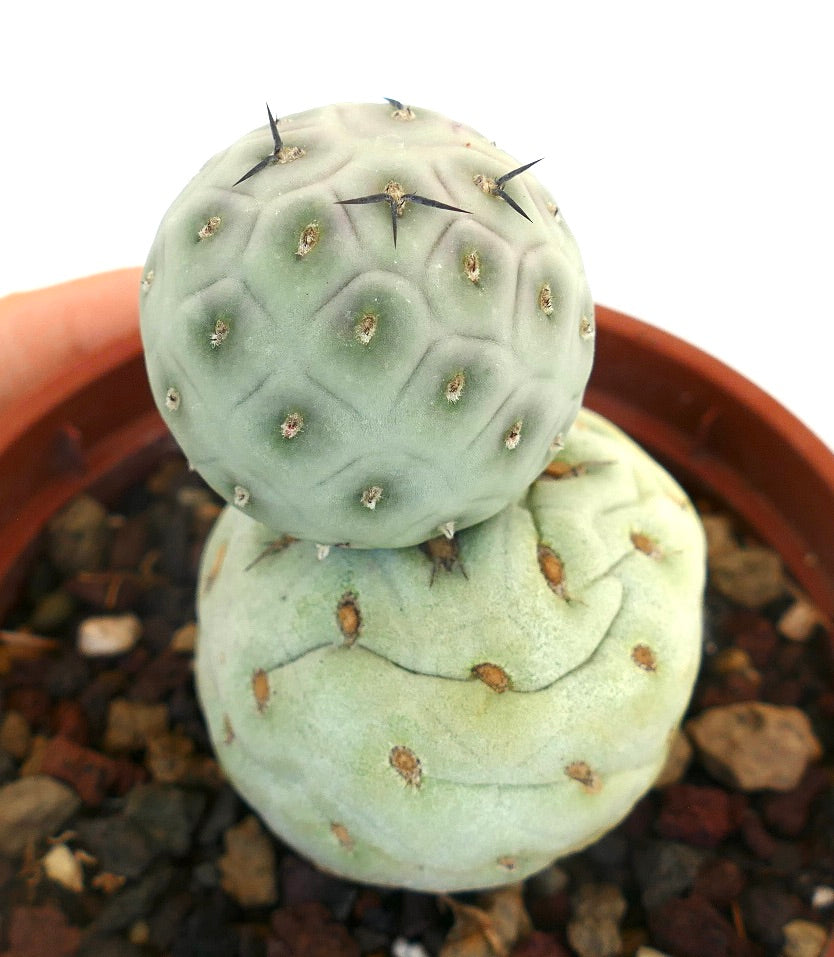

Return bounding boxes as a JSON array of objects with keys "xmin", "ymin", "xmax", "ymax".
[
  {"xmin": 778, "ymin": 597, "xmax": 824, "ymax": 642},
  {"xmin": 77, "ymin": 613, "xmax": 142, "ymax": 657},
  {"xmin": 811, "ymin": 885, "xmax": 834, "ymax": 909},
  {"xmin": 392, "ymin": 939, "xmax": 430, "ymax": 957},
  {"xmin": 43, "ymin": 843, "xmax": 84, "ymax": 893}
]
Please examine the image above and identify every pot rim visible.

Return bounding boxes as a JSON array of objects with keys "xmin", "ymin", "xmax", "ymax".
[
  {"xmin": 588, "ymin": 304, "xmax": 834, "ymax": 619},
  {"xmin": 1, "ymin": 271, "xmax": 832, "ymax": 622}
]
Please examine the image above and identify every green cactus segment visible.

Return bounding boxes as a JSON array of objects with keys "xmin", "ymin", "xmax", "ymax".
[
  {"xmin": 140, "ymin": 101, "xmax": 594, "ymax": 547},
  {"xmin": 195, "ymin": 410, "xmax": 706, "ymax": 891}
]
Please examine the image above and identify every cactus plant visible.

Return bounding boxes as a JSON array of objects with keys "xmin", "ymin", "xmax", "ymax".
[
  {"xmin": 194, "ymin": 409, "xmax": 706, "ymax": 892},
  {"xmin": 139, "ymin": 100, "xmax": 594, "ymax": 548}
]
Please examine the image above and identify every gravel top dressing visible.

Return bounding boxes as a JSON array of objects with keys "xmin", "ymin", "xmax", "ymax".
[{"xmin": 0, "ymin": 454, "xmax": 832, "ymax": 957}]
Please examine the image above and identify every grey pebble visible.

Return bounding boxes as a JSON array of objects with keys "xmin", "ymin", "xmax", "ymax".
[
  {"xmin": 146, "ymin": 890, "xmax": 195, "ymax": 952},
  {"xmin": 197, "ymin": 784, "xmax": 243, "ymax": 846},
  {"xmin": 75, "ymin": 813, "xmax": 158, "ymax": 880},
  {"xmin": 123, "ymin": 783, "xmax": 207, "ymax": 857},
  {"xmin": 632, "ymin": 839, "xmax": 706, "ymax": 909},
  {"xmin": 741, "ymin": 884, "xmax": 805, "ymax": 951},
  {"xmin": 83, "ymin": 862, "xmax": 175, "ymax": 937},
  {"xmin": 192, "ymin": 860, "xmax": 220, "ymax": 889},
  {"xmin": 44, "ymin": 652, "xmax": 92, "ymax": 697}
]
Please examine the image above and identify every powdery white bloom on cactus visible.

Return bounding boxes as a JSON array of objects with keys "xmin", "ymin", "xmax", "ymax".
[
  {"xmin": 140, "ymin": 100, "xmax": 594, "ymax": 548},
  {"xmin": 195, "ymin": 410, "xmax": 706, "ymax": 892}
]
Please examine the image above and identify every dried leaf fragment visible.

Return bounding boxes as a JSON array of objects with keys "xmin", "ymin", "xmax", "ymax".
[{"xmin": 440, "ymin": 883, "xmax": 532, "ymax": 957}]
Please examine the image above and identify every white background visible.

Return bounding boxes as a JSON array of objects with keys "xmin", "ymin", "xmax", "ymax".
[{"xmin": 2, "ymin": 1, "xmax": 832, "ymax": 452}]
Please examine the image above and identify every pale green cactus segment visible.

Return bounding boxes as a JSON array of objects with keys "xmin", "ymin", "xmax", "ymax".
[
  {"xmin": 140, "ymin": 101, "xmax": 594, "ymax": 548},
  {"xmin": 194, "ymin": 410, "xmax": 706, "ymax": 891}
]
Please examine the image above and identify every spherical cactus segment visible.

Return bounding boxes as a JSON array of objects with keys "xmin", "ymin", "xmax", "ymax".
[
  {"xmin": 140, "ymin": 100, "xmax": 595, "ymax": 548},
  {"xmin": 194, "ymin": 410, "xmax": 707, "ymax": 892}
]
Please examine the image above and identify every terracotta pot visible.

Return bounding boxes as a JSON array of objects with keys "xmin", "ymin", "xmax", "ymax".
[
  {"xmin": 1, "ymin": 270, "xmax": 833, "ymax": 624},
  {"xmin": 0, "ymin": 269, "xmax": 170, "ymax": 621}
]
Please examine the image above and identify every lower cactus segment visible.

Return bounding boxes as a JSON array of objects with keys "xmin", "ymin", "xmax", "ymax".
[{"xmin": 195, "ymin": 410, "xmax": 706, "ymax": 891}]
